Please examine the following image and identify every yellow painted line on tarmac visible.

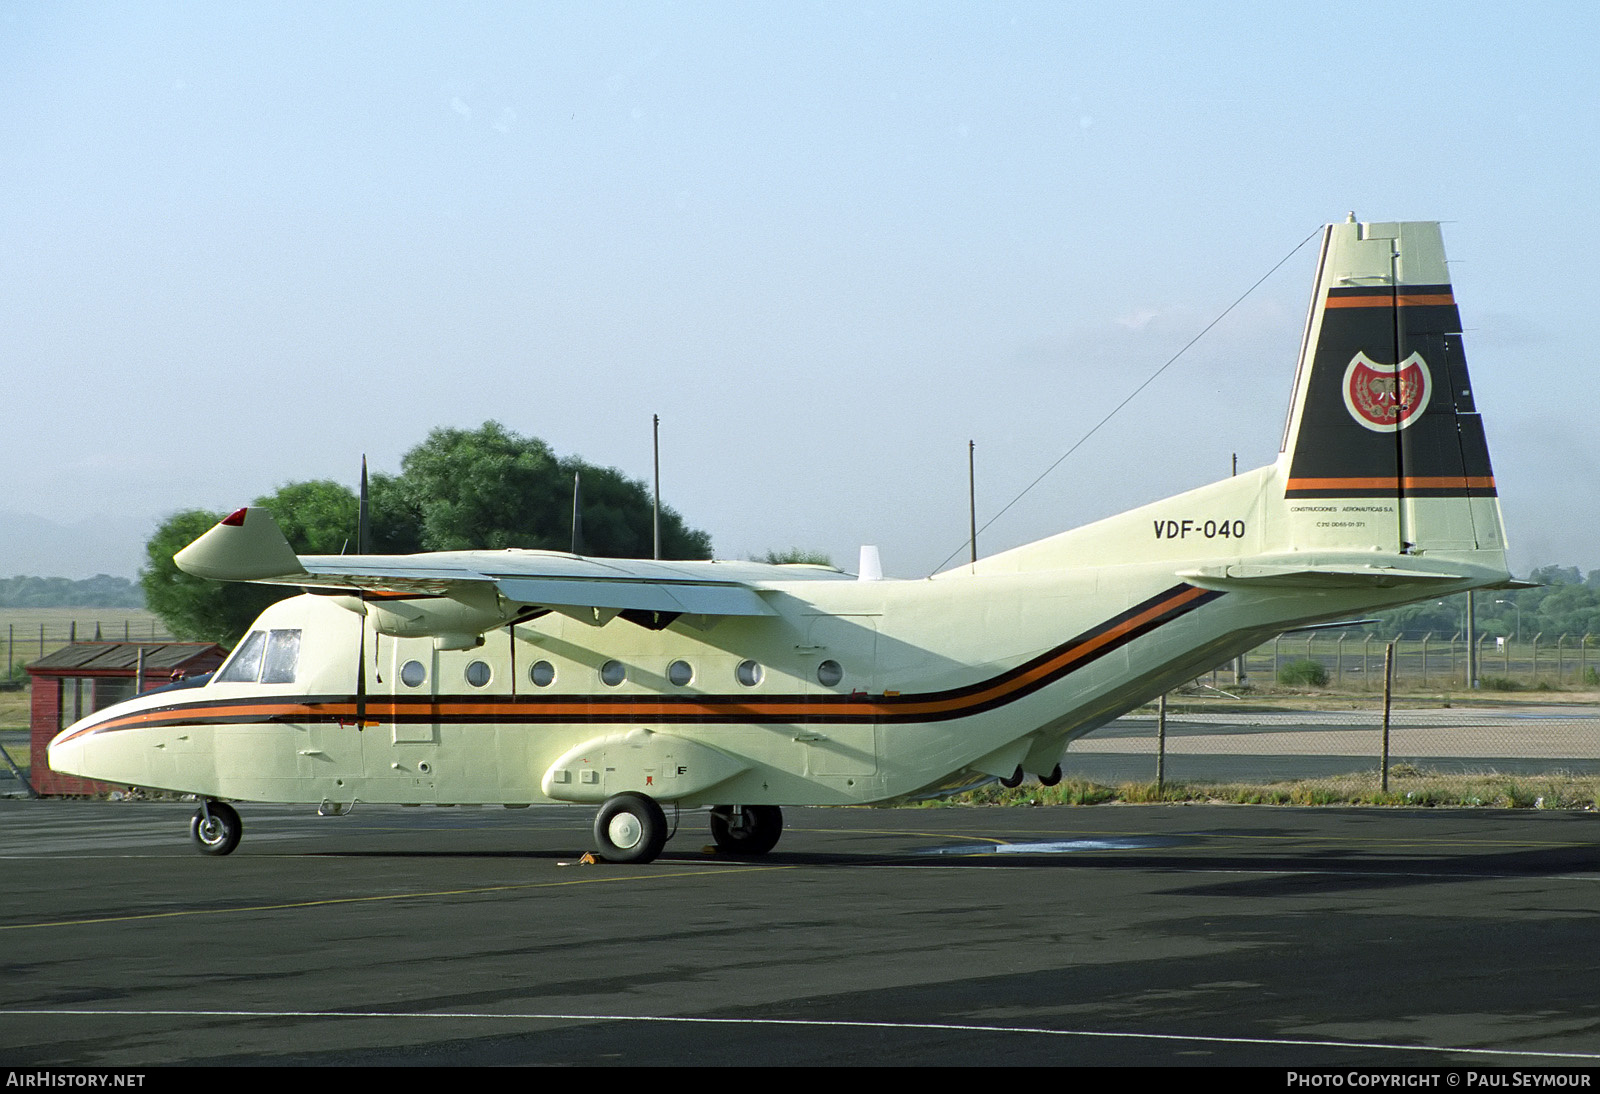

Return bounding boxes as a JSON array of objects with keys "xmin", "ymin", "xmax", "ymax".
[{"xmin": 0, "ymin": 862, "xmax": 787, "ymax": 932}]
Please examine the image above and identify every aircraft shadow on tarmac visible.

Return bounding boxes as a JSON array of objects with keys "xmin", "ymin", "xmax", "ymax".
[{"xmin": 297, "ymin": 833, "xmax": 1600, "ymax": 899}]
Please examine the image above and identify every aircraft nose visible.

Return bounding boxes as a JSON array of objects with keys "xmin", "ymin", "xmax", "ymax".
[{"xmin": 46, "ymin": 725, "xmax": 87, "ymax": 777}]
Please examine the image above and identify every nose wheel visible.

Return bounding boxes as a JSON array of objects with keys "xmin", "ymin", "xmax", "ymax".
[{"xmin": 189, "ymin": 801, "xmax": 242, "ymax": 856}]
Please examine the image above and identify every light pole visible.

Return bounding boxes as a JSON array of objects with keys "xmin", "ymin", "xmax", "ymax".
[{"xmin": 1494, "ymin": 599, "xmax": 1522, "ymax": 642}]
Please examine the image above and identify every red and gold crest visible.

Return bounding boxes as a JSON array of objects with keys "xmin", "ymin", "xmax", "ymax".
[{"xmin": 1341, "ymin": 351, "xmax": 1432, "ymax": 432}]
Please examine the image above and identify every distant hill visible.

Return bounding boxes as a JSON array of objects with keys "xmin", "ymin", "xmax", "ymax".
[{"xmin": 0, "ymin": 575, "xmax": 144, "ymax": 608}]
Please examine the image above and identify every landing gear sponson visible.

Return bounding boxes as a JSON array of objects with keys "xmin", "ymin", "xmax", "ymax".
[{"xmin": 590, "ymin": 794, "xmax": 785, "ymax": 863}]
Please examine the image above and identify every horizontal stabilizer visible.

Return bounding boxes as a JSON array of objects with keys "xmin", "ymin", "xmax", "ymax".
[{"xmin": 1178, "ymin": 559, "xmax": 1488, "ymax": 590}]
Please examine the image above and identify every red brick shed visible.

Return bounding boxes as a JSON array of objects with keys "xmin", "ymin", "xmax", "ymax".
[{"xmin": 28, "ymin": 642, "xmax": 228, "ymax": 796}]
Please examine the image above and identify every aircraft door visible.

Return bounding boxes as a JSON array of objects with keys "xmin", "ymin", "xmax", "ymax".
[
  {"xmin": 380, "ymin": 634, "xmax": 440, "ymax": 803},
  {"xmin": 801, "ymin": 615, "xmax": 879, "ymax": 777},
  {"xmin": 295, "ymin": 612, "xmax": 367, "ymax": 789}
]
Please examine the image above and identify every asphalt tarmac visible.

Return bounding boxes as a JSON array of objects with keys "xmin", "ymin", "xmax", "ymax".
[{"xmin": 3, "ymin": 799, "xmax": 1599, "ymax": 1067}]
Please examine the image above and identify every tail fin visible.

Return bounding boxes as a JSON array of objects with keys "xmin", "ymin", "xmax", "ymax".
[{"xmin": 1276, "ymin": 218, "xmax": 1505, "ymax": 558}]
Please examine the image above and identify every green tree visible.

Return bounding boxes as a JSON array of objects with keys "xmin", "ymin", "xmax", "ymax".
[
  {"xmin": 142, "ymin": 425, "xmax": 714, "ymax": 643},
  {"xmin": 758, "ymin": 549, "xmax": 835, "ymax": 566},
  {"xmin": 140, "ymin": 509, "xmax": 278, "ymax": 644},
  {"xmin": 141, "ymin": 481, "xmax": 363, "ymax": 644},
  {"xmin": 393, "ymin": 422, "xmax": 711, "ymax": 558}
]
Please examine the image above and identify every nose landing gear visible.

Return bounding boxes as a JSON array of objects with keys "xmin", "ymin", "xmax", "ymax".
[{"xmin": 190, "ymin": 801, "xmax": 242, "ymax": 856}]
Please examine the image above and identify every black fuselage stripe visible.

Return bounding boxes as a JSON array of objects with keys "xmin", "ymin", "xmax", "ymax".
[{"xmin": 72, "ymin": 584, "xmax": 1222, "ymax": 734}]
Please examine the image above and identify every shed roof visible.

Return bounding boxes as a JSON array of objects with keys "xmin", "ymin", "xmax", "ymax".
[{"xmin": 27, "ymin": 642, "xmax": 227, "ymax": 675}]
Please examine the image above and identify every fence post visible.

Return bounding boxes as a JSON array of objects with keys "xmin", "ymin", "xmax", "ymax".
[
  {"xmin": 1273, "ymin": 635, "xmax": 1282, "ymax": 681},
  {"xmin": 1336, "ymin": 633, "xmax": 1346, "ymax": 687},
  {"xmin": 1381, "ymin": 641, "xmax": 1394, "ymax": 792},
  {"xmin": 1156, "ymin": 692, "xmax": 1167, "ymax": 793},
  {"xmin": 1421, "ymin": 632, "xmax": 1431, "ymax": 689}
]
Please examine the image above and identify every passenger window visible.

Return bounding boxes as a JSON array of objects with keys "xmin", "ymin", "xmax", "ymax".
[{"xmin": 216, "ymin": 632, "xmax": 267, "ymax": 684}]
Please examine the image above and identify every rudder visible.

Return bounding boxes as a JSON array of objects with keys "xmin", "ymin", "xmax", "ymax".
[{"xmin": 1276, "ymin": 218, "xmax": 1503, "ymax": 557}]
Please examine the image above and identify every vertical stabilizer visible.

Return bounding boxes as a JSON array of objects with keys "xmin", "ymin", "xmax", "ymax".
[{"xmin": 1276, "ymin": 219, "xmax": 1503, "ymax": 557}]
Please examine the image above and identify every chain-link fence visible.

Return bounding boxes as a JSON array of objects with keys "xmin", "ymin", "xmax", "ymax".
[
  {"xmin": 3, "ymin": 616, "xmax": 174, "ymax": 684},
  {"xmin": 1205, "ymin": 632, "xmax": 1599, "ymax": 691}
]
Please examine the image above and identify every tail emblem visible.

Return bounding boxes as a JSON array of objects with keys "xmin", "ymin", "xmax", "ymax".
[{"xmin": 1342, "ymin": 352, "xmax": 1432, "ymax": 432}]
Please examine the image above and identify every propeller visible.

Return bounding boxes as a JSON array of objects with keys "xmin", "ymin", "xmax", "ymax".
[{"xmin": 356, "ymin": 456, "xmax": 370, "ymax": 728}]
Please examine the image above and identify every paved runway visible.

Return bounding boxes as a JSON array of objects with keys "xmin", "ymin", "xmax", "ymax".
[{"xmin": 2, "ymin": 799, "xmax": 1599, "ymax": 1066}]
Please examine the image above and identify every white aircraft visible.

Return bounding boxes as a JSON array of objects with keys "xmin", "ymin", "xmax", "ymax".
[{"xmin": 50, "ymin": 218, "xmax": 1511, "ymax": 863}]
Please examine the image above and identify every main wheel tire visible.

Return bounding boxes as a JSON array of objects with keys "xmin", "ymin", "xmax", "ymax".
[
  {"xmin": 1039, "ymin": 764, "xmax": 1063, "ymax": 787},
  {"xmin": 190, "ymin": 802, "xmax": 242, "ymax": 856},
  {"xmin": 708, "ymin": 804, "xmax": 783, "ymax": 856},
  {"xmin": 1000, "ymin": 766, "xmax": 1024, "ymax": 788},
  {"xmin": 593, "ymin": 792, "xmax": 668, "ymax": 864}
]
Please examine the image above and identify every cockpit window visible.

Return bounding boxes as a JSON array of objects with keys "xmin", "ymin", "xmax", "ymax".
[
  {"xmin": 261, "ymin": 630, "xmax": 301, "ymax": 684},
  {"xmin": 216, "ymin": 631, "xmax": 266, "ymax": 683},
  {"xmin": 214, "ymin": 629, "xmax": 302, "ymax": 685}
]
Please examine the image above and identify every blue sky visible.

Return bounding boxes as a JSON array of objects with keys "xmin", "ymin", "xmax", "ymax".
[{"xmin": 3, "ymin": 1, "xmax": 1596, "ymax": 578}]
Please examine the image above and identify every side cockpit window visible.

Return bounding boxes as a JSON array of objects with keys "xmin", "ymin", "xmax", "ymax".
[
  {"xmin": 217, "ymin": 631, "xmax": 266, "ymax": 683},
  {"xmin": 262, "ymin": 629, "xmax": 301, "ymax": 684},
  {"xmin": 214, "ymin": 629, "xmax": 302, "ymax": 685}
]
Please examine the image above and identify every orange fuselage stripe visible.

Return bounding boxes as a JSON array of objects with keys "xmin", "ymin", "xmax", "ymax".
[
  {"xmin": 1323, "ymin": 293, "xmax": 1455, "ymax": 309},
  {"xmin": 60, "ymin": 586, "xmax": 1217, "ymax": 739}
]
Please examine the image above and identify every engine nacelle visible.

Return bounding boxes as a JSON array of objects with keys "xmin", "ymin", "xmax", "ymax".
[{"xmin": 328, "ymin": 584, "xmax": 515, "ymax": 648}]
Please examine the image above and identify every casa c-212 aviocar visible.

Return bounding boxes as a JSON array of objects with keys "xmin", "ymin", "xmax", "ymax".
[{"xmin": 50, "ymin": 217, "xmax": 1514, "ymax": 864}]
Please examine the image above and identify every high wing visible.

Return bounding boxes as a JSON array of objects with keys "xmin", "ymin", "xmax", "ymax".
[{"xmin": 174, "ymin": 507, "xmax": 850, "ymax": 624}]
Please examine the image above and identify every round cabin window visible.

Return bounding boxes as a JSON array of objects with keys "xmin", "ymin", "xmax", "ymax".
[
  {"xmin": 529, "ymin": 660, "xmax": 556, "ymax": 687},
  {"xmin": 667, "ymin": 660, "xmax": 694, "ymax": 687},
  {"xmin": 465, "ymin": 660, "xmax": 492, "ymax": 688},
  {"xmin": 736, "ymin": 659, "xmax": 763, "ymax": 687},
  {"xmin": 600, "ymin": 660, "xmax": 626, "ymax": 687},
  {"xmin": 400, "ymin": 660, "xmax": 427, "ymax": 688},
  {"xmin": 816, "ymin": 659, "xmax": 844, "ymax": 687}
]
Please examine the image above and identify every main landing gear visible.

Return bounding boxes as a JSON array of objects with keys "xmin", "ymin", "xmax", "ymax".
[
  {"xmin": 592, "ymin": 792, "xmax": 670, "ymax": 864},
  {"xmin": 708, "ymin": 804, "xmax": 783, "ymax": 856},
  {"xmin": 190, "ymin": 800, "xmax": 242, "ymax": 856},
  {"xmin": 1000, "ymin": 764, "xmax": 1064, "ymax": 789},
  {"xmin": 590, "ymin": 795, "xmax": 786, "ymax": 864}
]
